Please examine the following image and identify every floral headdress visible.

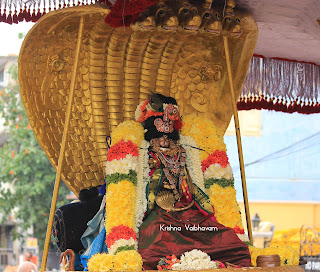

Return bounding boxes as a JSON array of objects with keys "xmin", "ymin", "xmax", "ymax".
[{"xmin": 135, "ymin": 93, "xmax": 183, "ymax": 141}]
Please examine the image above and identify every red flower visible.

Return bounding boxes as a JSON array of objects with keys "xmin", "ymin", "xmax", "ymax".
[
  {"xmin": 106, "ymin": 225, "xmax": 137, "ymax": 247},
  {"xmin": 11, "ymin": 151, "xmax": 15, "ymax": 158},
  {"xmin": 174, "ymin": 119, "xmax": 183, "ymax": 131},
  {"xmin": 201, "ymin": 150, "xmax": 229, "ymax": 172},
  {"xmin": 234, "ymin": 226, "xmax": 245, "ymax": 234},
  {"xmin": 107, "ymin": 140, "xmax": 139, "ymax": 161}
]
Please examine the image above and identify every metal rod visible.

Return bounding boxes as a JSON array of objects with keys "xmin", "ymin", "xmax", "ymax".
[
  {"xmin": 223, "ymin": 35, "xmax": 253, "ymax": 245},
  {"xmin": 40, "ymin": 16, "xmax": 85, "ymax": 272}
]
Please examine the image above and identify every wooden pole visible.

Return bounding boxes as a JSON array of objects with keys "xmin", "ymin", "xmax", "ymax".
[
  {"xmin": 223, "ymin": 36, "xmax": 253, "ymax": 245},
  {"xmin": 40, "ymin": 16, "xmax": 85, "ymax": 272}
]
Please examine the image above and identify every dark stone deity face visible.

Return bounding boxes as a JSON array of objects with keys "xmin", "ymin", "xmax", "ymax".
[{"xmin": 150, "ymin": 135, "xmax": 180, "ymax": 157}]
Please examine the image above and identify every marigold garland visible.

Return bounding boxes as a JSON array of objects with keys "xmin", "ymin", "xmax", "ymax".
[
  {"xmin": 113, "ymin": 250, "xmax": 143, "ymax": 272},
  {"xmin": 105, "ymin": 180, "xmax": 136, "ymax": 233},
  {"xmin": 87, "ymin": 253, "xmax": 112, "ymax": 272},
  {"xmin": 107, "ymin": 140, "xmax": 139, "ymax": 161},
  {"xmin": 110, "ymin": 121, "xmax": 144, "ymax": 146},
  {"xmin": 87, "ymin": 251, "xmax": 143, "ymax": 272},
  {"xmin": 181, "ymin": 114, "xmax": 226, "ymax": 161},
  {"xmin": 207, "ymin": 184, "xmax": 244, "ymax": 230}
]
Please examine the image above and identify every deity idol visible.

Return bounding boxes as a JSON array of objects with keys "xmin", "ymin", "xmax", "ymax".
[{"xmin": 135, "ymin": 94, "xmax": 251, "ymax": 269}]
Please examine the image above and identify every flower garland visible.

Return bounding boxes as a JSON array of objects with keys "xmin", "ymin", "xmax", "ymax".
[
  {"xmin": 202, "ymin": 150, "xmax": 230, "ymax": 171},
  {"xmin": 181, "ymin": 114, "xmax": 226, "ymax": 161},
  {"xmin": 167, "ymin": 249, "xmax": 225, "ymax": 270},
  {"xmin": 87, "ymin": 121, "xmax": 145, "ymax": 272},
  {"xmin": 105, "ymin": 154, "xmax": 139, "ymax": 175},
  {"xmin": 204, "ymin": 177, "xmax": 234, "ymax": 189},
  {"xmin": 105, "ymin": 170, "xmax": 137, "ymax": 187},
  {"xmin": 249, "ymin": 245, "xmax": 300, "ymax": 266},
  {"xmin": 207, "ymin": 184, "xmax": 243, "ymax": 231},
  {"xmin": 106, "ymin": 225, "xmax": 138, "ymax": 255},
  {"xmin": 181, "ymin": 114, "xmax": 244, "ymax": 233},
  {"xmin": 107, "ymin": 140, "xmax": 139, "ymax": 161},
  {"xmin": 110, "ymin": 121, "xmax": 144, "ymax": 146},
  {"xmin": 88, "ymin": 250, "xmax": 143, "ymax": 272},
  {"xmin": 134, "ymin": 140, "xmax": 150, "ymax": 233},
  {"xmin": 103, "ymin": 121, "xmax": 145, "ymax": 256},
  {"xmin": 203, "ymin": 164, "xmax": 233, "ymax": 180},
  {"xmin": 105, "ymin": 180, "xmax": 137, "ymax": 233}
]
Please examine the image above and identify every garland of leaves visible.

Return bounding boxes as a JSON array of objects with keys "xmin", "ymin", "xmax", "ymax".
[
  {"xmin": 105, "ymin": 170, "xmax": 137, "ymax": 188},
  {"xmin": 204, "ymin": 178, "xmax": 235, "ymax": 189}
]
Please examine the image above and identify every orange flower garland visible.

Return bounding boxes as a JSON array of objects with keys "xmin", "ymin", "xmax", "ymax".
[
  {"xmin": 107, "ymin": 140, "xmax": 139, "ymax": 161},
  {"xmin": 106, "ymin": 225, "xmax": 137, "ymax": 247},
  {"xmin": 201, "ymin": 150, "xmax": 229, "ymax": 172}
]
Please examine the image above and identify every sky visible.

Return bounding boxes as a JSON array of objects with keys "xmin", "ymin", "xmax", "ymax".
[
  {"xmin": 225, "ymin": 111, "xmax": 320, "ymax": 202},
  {"xmin": 0, "ymin": 22, "xmax": 35, "ymax": 56}
]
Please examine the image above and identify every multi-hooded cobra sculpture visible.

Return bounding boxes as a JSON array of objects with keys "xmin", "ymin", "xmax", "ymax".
[
  {"xmin": 18, "ymin": 0, "xmax": 308, "ymax": 270},
  {"xmin": 19, "ymin": 0, "xmax": 257, "ymax": 195},
  {"xmin": 18, "ymin": 3, "xmax": 261, "ymax": 268}
]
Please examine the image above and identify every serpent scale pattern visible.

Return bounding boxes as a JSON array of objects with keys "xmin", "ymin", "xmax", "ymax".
[{"xmin": 19, "ymin": 4, "xmax": 258, "ymax": 194}]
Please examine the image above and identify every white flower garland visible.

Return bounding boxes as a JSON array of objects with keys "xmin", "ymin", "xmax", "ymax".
[
  {"xmin": 180, "ymin": 135, "xmax": 205, "ymax": 191},
  {"xmin": 134, "ymin": 140, "xmax": 150, "ymax": 234},
  {"xmin": 171, "ymin": 249, "xmax": 219, "ymax": 270},
  {"xmin": 105, "ymin": 154, "xmax": 139, "ymax": 175},
  {"xmin": 203, "ymin": 164, "xmax": 233, "ymax": 180},
  {"xmin": 108, "ymin": 237, "xmax": 138, "ymax": 255}
]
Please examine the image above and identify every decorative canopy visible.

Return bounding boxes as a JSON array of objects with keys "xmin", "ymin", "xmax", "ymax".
[
  {"xmin": 18, "ymin": 2, "xmax": 257, "ymax": 194},
  {"xmin": 240, "ymin": 56, "xmax": 320, "ymax": 113}
]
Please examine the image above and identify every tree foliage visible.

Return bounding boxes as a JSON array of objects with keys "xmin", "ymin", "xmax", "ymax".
[{"xmin": 0, "ymin": 62, "xmax": 70, "ymax": 250}]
